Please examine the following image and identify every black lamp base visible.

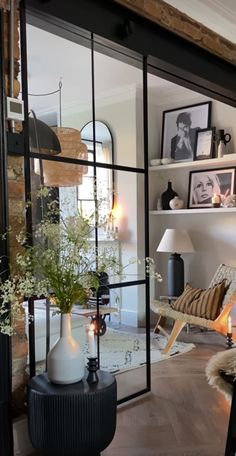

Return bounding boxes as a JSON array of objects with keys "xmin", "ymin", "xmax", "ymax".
[{"xmin": 167, "ymin": 253, "xmax": 184, "ymax": 297}]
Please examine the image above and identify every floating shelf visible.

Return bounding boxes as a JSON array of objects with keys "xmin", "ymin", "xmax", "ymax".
[
  {"xmin": 150, "ymin": 208, "xmax": 236, "ymax": 215},
  {"xmin": 149, "ymin": 156, "xmax": 236, "ymax": 172}
]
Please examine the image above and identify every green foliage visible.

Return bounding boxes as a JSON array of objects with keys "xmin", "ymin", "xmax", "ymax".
[
  {"xmin": 0, "ymin": 188, "xmax": 162, "ymax": 335},
  {"xmin": 0, "ymin": 189, "xmax": 122, "ymax": 334}
]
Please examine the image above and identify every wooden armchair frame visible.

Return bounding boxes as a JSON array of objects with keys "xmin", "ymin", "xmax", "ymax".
[{"xmin": 151, "ymin": 264, "xmax": 236, "ymax": 354}]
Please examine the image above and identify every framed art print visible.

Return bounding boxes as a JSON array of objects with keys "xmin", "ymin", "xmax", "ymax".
[
  {"xmin": 194, "ymin": 128, "xmax": 215, "ymax": 160},
  {"xmin": 188, "ymin": 167, "xmax": 235, "ymax": 208},
  {"xmin": 161, "ymin": 101, "xmax": 211, "ymax": 163}
]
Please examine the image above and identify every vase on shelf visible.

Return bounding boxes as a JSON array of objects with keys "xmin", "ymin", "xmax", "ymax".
[
  {"xmin": 169, "ymin": 196, "xmax": 184, "ymax": 210},
  {"xmin": 161, "ymin": 181, "xmax": 178, "ymax": 210},
  {"xmin": 217, "ymin": 129, "xmax": 231, "ymax": 158},
  {"xmin": 47, "ymin": 312, "xmax": 85, "ymax": 384}
]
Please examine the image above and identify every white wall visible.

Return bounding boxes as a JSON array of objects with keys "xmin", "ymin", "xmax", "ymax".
[
  {"xmin": 148, "ymin": 89, "xmax": 236, "ymax": 323},
  {"xmin": 62, "ymin": 90, "xmax": 144, "ymax": 326}
]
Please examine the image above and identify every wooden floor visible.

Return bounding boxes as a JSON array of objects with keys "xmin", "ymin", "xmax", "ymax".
[
  {"xmin": 31, "ymin": 329, "xmax": 230, "ymax": 455},
  {"xmin": 103, "ymin": 329, "xmax": 230, "ymax": 456}
]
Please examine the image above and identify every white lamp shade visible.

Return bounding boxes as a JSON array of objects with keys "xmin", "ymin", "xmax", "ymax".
[{"xmin": 156, "ymin": 229, "xmax": 195, "ymax": 253}]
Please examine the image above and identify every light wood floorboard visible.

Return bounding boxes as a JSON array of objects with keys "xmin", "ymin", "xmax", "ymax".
[
  {"xmin": 103, "ymin": 329, "xmax": 230, "ymax": 456},
  {"xmin": 30, "ymin": 329, "xmax": 231, "ymax": 455}
]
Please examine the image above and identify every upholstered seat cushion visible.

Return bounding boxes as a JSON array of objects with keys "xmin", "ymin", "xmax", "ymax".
[
  {"xmin": 150, "ymin": 300, "xmax": 215, "ymax": 328},
  {"xmin": 171, "ymin": 280, "xmax": 227, "ymax": 320}
]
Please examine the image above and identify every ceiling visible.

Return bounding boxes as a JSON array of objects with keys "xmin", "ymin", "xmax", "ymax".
[
  {"xmin": 164, "ymin": 0, "xmax": 236, "ymax": 43},
  {"xmin": 26, "ymin": 1, "xmax": 236, "ymax": 117},
  {"xmin": 26, "ymin": 25, "xmax": 177, "ymax": 117}
]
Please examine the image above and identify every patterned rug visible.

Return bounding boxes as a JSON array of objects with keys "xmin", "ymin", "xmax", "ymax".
[{"xmin": 83, "ymin": 328, "xmax": 195, "ymax": 374}]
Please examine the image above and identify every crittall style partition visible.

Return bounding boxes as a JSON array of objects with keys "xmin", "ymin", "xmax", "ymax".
[{"xmin": 1, "ymin": 0, "xmax": 236, "ymax": 454}]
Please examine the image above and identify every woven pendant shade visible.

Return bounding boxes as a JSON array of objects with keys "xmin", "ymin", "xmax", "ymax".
[{"xmin": 39, "ymin": 127, "xmax": 88, "ymax": 187}]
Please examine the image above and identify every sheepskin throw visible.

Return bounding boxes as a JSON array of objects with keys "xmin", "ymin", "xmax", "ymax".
[{"xmin": 206, "ymin": 348, "xmax": 236, "ymax": 401}]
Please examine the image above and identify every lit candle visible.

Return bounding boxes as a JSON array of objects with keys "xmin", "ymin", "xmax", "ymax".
[
  {"xmin": 211, "ymin": 194, "xmax": 221, "ymax": 206},
  {"xmin": 88, "ymin": 323, "xmax": 96, "ymax": 357},
  {"xmin": 228, "ymin": 315, "xmax": 232, "ymax": 334}
]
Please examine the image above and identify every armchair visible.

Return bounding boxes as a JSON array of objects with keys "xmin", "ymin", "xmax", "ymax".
[{"xmin": 151, "ymin": 264, "xmax": 236, "ymax": 354}]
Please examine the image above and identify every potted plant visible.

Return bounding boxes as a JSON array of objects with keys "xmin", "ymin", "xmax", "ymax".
[{"xmin": 0, "ymin": 187, "xmax": 162, "ymax": 384}]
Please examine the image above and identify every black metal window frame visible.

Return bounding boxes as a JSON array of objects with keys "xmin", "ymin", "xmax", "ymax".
[
  {"xmin": 1, "ymin": 0, "xmax": 236, "ymax": 453},
  {"xmin": 19, "ymin": 6, "xmax": 151, "ymax": 406}
]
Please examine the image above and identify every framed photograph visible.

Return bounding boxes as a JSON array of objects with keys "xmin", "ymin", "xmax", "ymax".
[
  {"xmin": 194, "ymin": 128, "xmax": 215, "ymax": 160},
  {"xmin": 188, "ymin": 167, "xmax": 235, "ymax": 209},
  {"xmin": 161, "ymin": 101, "xmax": 211, "ymax": 163}
]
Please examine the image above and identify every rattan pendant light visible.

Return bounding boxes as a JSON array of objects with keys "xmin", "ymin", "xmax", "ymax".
[
  {"xmin": 43, "ymin": 126, "xmax": 88, "ymax": 187},
  {"xmin": 31, "ymin": 81, "xmax": 88, "ymax": 187}
]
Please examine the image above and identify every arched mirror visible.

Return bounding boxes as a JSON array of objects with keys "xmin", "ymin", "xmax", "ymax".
[{"xmin": 80, "ymin": 121, "xmax": 114, "ymax": 220}]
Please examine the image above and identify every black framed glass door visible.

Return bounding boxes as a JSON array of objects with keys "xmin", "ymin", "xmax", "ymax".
[{"xmin": 21, "ymin": 7, "xmax": 150, "ymax": 404}]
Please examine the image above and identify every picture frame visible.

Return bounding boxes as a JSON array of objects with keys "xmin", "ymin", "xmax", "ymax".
[
  {"xmin": 188, "ymin": 167, "xmax": 235, "ymax": 209},
  {"xmin": 194, "ymin": 127, "xmax": 215, "ymax": 161},
  {"xmin": 161, "ymin": 101, "xmax": 211, "ymax": 163}
]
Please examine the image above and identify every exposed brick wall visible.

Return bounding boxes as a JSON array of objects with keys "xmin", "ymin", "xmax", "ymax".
[
  {"xmin": 113, "ymin": 0, "xmax": 236, "ymax": 66},
  {"xmin": 0, "ymin": 0, "xmax": 8, "ymax": 10},
  {"xmin": 1, "ymin": 1, "xmax": 28, "ymax": 417}
]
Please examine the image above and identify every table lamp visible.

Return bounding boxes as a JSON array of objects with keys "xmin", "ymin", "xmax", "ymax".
[{"xmin": 156, "ymin": 229, "xmax": 195, "ymax": 296}]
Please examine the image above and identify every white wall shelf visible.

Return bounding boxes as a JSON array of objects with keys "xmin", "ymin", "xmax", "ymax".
[
  {"xmin": 149, "ymin": 156, "xmax": 236, "ymax": 172},
  {"xmin": 150, "ymin": 208, "xmax": 236, "ymax": 215}
]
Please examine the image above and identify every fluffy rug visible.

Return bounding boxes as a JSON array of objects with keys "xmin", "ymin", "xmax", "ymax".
[
  {"xmin": 83, "ymin": 328, "xmax": 195, "ymax": 374},
  {"xmin": 206, "ymin": 347, "xmax": 236, "ymax": 401}
]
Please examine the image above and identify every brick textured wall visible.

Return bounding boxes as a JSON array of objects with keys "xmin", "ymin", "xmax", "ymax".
[
  {"xmin": 113, "ymin": 0, "xmax": 236, "ymax": 66},
  {"xmin": 1, "ymin": 1, "xmax": 28, "ymax": 417}
]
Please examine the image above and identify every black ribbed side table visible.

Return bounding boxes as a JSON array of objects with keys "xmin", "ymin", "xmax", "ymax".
[{"xmin": 27, "ymin": 371, "xmax": 117, "ymax": 456}]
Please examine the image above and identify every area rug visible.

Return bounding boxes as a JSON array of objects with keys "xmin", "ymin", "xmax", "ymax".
[{"xmin": 83, "ymin": 328, "xmax": 195, "ymax": 374}]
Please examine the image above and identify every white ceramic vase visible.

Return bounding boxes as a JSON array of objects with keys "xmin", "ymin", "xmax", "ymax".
[
  {"xmin": 47, "ymin": 313, "xmax": 85, "ymax": 384},
  {"xmin": 169, "ymin": 196, "xmax": 184, "ymax": 210}
]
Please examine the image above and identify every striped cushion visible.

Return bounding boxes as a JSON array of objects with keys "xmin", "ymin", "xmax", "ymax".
[{"xmin": 172, "ymin": 280, "xmax": 227, "ymax": 320}]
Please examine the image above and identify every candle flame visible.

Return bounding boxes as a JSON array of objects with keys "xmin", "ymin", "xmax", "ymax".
[{"xmin": 90, "ymin": 323, "xmax": 95, "ymax": 332}]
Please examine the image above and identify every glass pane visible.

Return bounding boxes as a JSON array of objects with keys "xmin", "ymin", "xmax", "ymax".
[
  {"xmin": 94, "ymin": 46, "xmax": 144, "ymax": 169},
  {"xmin": 80, "ymin": 121, "xmax": 114, "ymax": 216},
  {"xmin": 99, "ymin": 284, "xmax": 147, "ymax": 401},
  {"xmin": 102, "ymin": 170, "xmax": 146, "ymax": 284},
  {"xmin": 26, "ymin": 24, "xmax": 92, "ymax": 160}
]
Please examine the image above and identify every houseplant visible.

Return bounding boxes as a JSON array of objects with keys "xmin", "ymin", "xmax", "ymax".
[{"xmin": 0, "ymin": 187, "xmax": 162, "ymax": 383}]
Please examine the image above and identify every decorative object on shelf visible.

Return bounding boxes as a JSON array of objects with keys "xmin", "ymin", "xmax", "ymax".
[
  {"xmin": 169, "ymin": 196, "xmax": 184, "ymax": 210},
  {"xmin": 194, "ymin": 127, "xmax": 215, "ymax": 160},
  {"xmin": 161, "ymin": 157, "xmax": 173, "ymax": 165},
  {"xmin": 156, "ymin": 228, "xmax": 195, "ymax": 296},
  {"xmin": 211, "ymin": 193, "xmax": 221, "ymax": 208},
  {"xmin": 161, "ymin": 180, "xmax": 178, "ymax": 210},
  {"xmin": 223, "ymin": 153, "xmax": 236, "ymax": 161},
  {"xmin": 217, "ymin": 129, "xmax": 231, "ymax": 158},
  {"xmin": 161, "ymin": 101, "xmax": 211, "ymax": 163},
  {"xmin": 150, "ymin": 158, "xmax": 161, "ymax": 166},
  {"xmin": 157, "ymin": 198, "xmax": 162, "ymax": 211},
  {"xmin": 47, "ymin": 313, "xmax": 85, "ymax": 384},
  {"xmin": 226, "ymin": 316, "xmax": 233, "ymax": 349},
  {"xmin": 188, "ymin": 167, "xmax": 235, "ymax": 209},
  {"xmin": 86, "ymin": 357, "xmax": 99, "ymax": 384},
  {"xmin": 223, "ymin": 194, "xmax": 236, "ymax": 208}
]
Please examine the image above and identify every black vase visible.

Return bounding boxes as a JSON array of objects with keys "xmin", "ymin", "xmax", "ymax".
[{"xmin": 161, "ymin": 181, "xmax": 178, "ymax": 210}]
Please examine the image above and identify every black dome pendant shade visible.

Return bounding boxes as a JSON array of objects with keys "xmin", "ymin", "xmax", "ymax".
[{"xmin": 28, "ymin": 116, "xmax": 61, "ymax": 155}]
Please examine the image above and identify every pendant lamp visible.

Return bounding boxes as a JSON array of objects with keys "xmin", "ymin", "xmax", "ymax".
[
  {"xmin": 30, "ymin": 82, "xmax": 88, "ymax": 187},
  {"xmin": 42, "ymin": 127, "xmax": 88, "ymax": 187},
  {"xmin": 29, "ymin": 115, "xmax": 61, "ymax": 156}
]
